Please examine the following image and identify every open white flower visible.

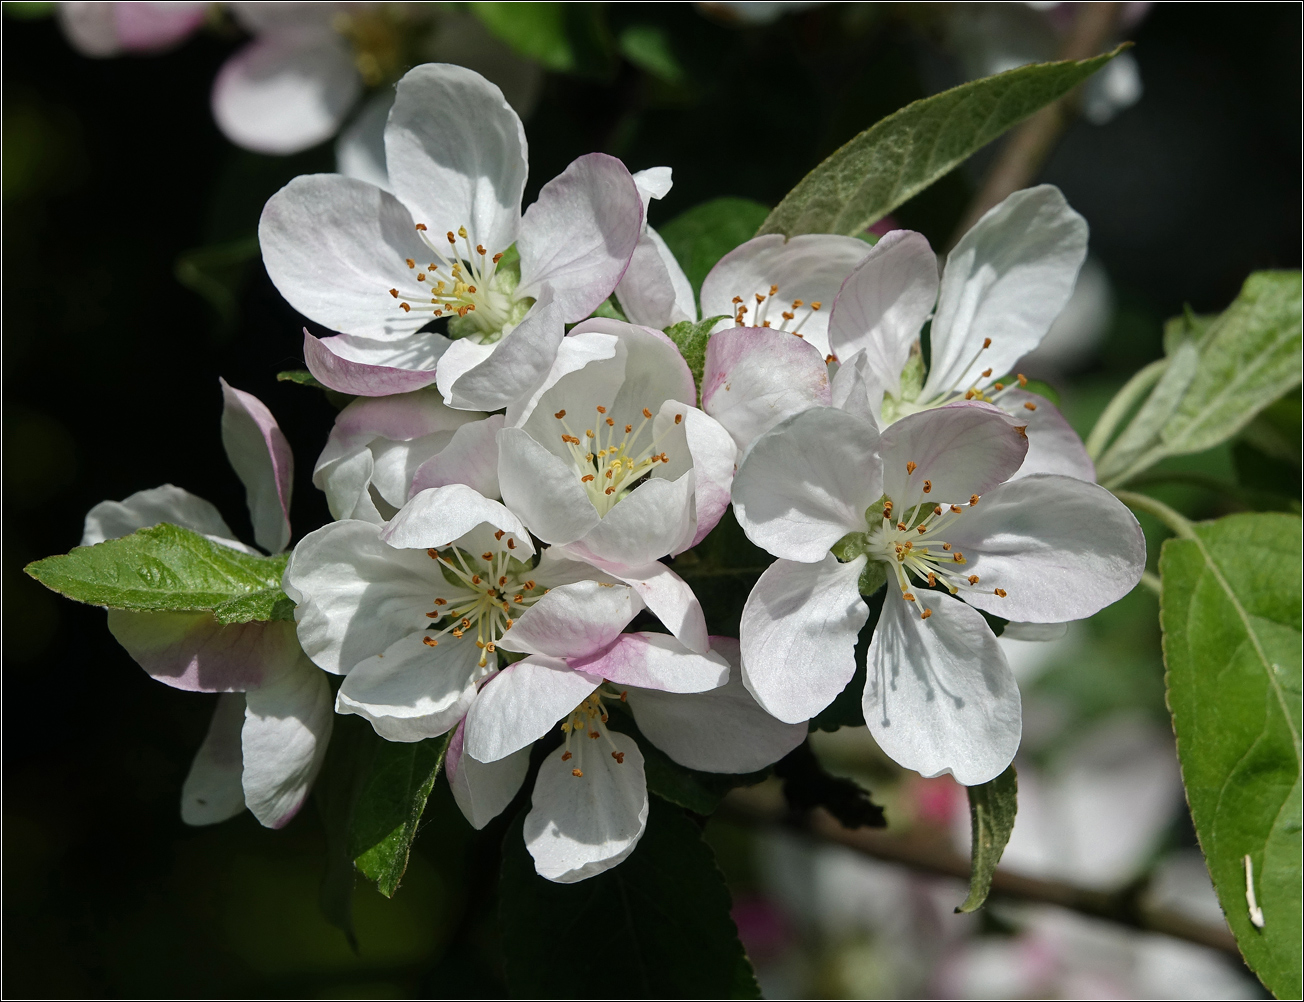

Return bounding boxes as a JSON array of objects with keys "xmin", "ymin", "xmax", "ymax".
[
  {"xmin": 259, "ymin": 63, "xmax": 644, "ymax": 410},
  {"xmin": 447, "ymin": 634, "xmax": 806, "ymax": 882},
  {"xmin": 82, "ymin": 380, "xmax": 332, "ymax": 829},
  {"xmin": 284, "ymin": 483, "xmax": 691, "ymax": 741},
  {"xmin": 613, "ymin": 167, "xmax": 698, "ymax": 330},
  {"xmin": 497, "ymin": 318, "xmax": 735, "ymax": 648},
  {"xmin": 731, "ymin": 402, "xmax": 1144, "ymax": 785},
  {"xmin": 313, "ymin": 386, "xmax": 501, "ymax": 522}
]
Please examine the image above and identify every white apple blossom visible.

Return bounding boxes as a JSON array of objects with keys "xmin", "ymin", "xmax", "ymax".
[
  {"xmin": 447, "ymin": 635, "xmax": 806, "ymax": 882},
  {"xmin": 731, "ymin": 402, "xmax": 1144, "ymax": 785},
  {"xmin": 259, "ymin": 63, "xmax": 644, "ymax": 410},
  {"xmin": 81, "ymin": 380, "xmax": 332, "ymax": 829},
  {"xmin": 613, "ymin": 167, "xmax": 698, "ymax": 330},
  {"xmin": 496, "ymin": 317, "xmax": 736, "ymax": 649}
]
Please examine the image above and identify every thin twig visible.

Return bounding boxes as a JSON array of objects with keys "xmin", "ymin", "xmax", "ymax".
[
  {"xmin": 946, "ymin": 2, "xmax": 1124, "ymax": 248},
  {"xmin": 719, "ymin": 798, "xmax": 1240, "ymax": 958}
]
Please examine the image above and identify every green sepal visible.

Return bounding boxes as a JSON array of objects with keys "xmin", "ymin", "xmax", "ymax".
[
  {"xmin": 956, "ymin": 764, "xmax": 1018, "ymax": 913},
  {"xmin": 666, "ymin": 314, "xmax": 730, "ymax": 405},
  {"xmin": 830, "ymin": 531, "xmax": 868, "ymax": 563},
  {"xmin": 276, "ymin": 369, "xmax": 355, "ymax": 411},
  {"xmin": 858, "ymin": 559, "xmax": 888, "ymax": 598}
]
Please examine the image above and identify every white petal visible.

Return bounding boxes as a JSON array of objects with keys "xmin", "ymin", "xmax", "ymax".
[
  {"xmin": 732, "ymin": 407, "xmax": 880, "ymax": 563},
  {"xmin": 241, "ymin": 653, "xmax": 333, "ymax": 828},
  {"xmin": 286, "ymin": 519, "xmax": 448, "ymax": 675},
  {"xmin": 314, "ymin": 447, "xmax": 384, "ymax": 523},
  {"xmin": 82, "ymin": 484, "xmax": 238, "ymax": 546},
  {"xmin": 865, "ymin": 590, "xmax": 1020, "ymax": 786},
  {"xmin": 517, "ymin": 154, "xmax": 644, "ymax": 321},
  {"xmin": 566, "ymin": 472, "xmax": 696, "ymax": 568},
  {"xmin": 631, "ymin": 165, "xmax": 674, "ymax": 211},
  {"xmin": 382, "ymin": 483, "xmax": 533, "ymax": 556},
  {"xmin": 423, "ymin": 10, "xmax": 544, "ymax": 118},
  {"xmin": 627, "ymin": 637, "xmax": 806, "ymax": 771},
  {"xmin": 653, "ymin": 402, "xmax": 736, "ymax": 549},
  {"xmin": 525, "ymin": 732, "xmax": 648, "ymax": 883},
  {"xmin": 220, "ymin": 379, "xmax": 293, "ymax": 554},
  {"xmin": 447, "ymin": 719, "xmax": 529, "ymax": 829},
  {"xmin": 827, "ymin": 350, "xmax": 881, "ymax": 429},
  {"xmin": 606, "ymin": 561, "xmax": 710, "ymax": 655},
  {"xmin": 739, "ymin": 554, "xmax": 869, "ymax": 723},
  {"xmin": 615, "ymin": 227, "xmax": 697, "ymax": 328},
  {"xmin": 1001, "ymin": 390, "xmax": 1095, "ymax": 482},
  {"xmin": 940, "ymin": 474, "xmax": 1145, "ymax": 623},
  {"xmin": 181, "ymin": 693, "xmax": 247, "ymax": 826},
  {"xmin": 827, "ymin": 229, "xmax": 938, "ymax": 415},
  {"xmin": 700, "ymin": 233, "xmax": 872, "ymax": 357},
  {"xmin": 303, "ymin": 330, "xmax": 448, "ymax": 396},
  {"xmin": 335, "ymin": 89, "xmax": 393, "ymax": 191},
  {"xmin": 465, "ymin": 656, "xmax": 601, "ymax": 762},
  {"xmin": 496, "ymin": 427, "xmax": 600, "ymax": 545},
  {"xmin": 570, "ymin": 632, "xmax": 729, "ymax": 693},
  {"xmin": 925, "ymin": 186, "xmax": 1088, "ymax": 400},
  {"xmin": 877, "ymin": 403, "xmax": 1027, "ymax": 508},
  {"xmin": 439, "ymin": 293, "xmax": 568, "ymax": 411},
  {"xmin": 504, "ymin": 328, "xmax": 620, "ymax": 428},
  {"xmin": 385, "ymin": 63, "xmax": 527, "ymax": 255},
  {"xmin": 336, "ymin": 630, "xmax": 483, "ymax": 742},
  {"xmin": 497, "ymin": 580, "xmax": 642, "ymax": 660},
  {"xmin": 409, "ymin": 415, "xmax": 505, "ymax": 500},
  {"xmin": 212, "ymin": 28, "xmax": 360, "ymax": 155},
  {"xmin": 260, "ymin": 176, "xmax": 431, "ymax": 340},
  {"xmin": 701, "ymin": 326, "xmax": 832, "ymax": 452}
]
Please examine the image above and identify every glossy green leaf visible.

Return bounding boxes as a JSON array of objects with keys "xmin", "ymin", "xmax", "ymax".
[
  {"xmin": 25, "ymin": 523, "xmax": 291, "ymax": 623},
  {"xmin": 658, "ymin": 197, "xmax": 771, "ymax": 297},
  {"xmin": 499, "ymin": 796, "xmax": 760, "ymax": 997},
  {"xmin": 469, "ymin": 2, "xmax": 613, "ymax": 77},
  {"xmin": 1160, "ymin": 512, "xmax": 1302, "ymax": 998},
  {"xmin": 757, "ymin": 48, "xmax": 1126, "ymax": 238},
  {"xmin": 666, "ymin": 314, "xmax": 729, "ymax": 404},
  {"xmin": 957, "ymin": 764, "xmax": 1018, "ymax": 913}
]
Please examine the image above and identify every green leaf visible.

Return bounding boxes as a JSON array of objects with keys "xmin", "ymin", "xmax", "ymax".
[
  {"xmin": 665, "ymin": 315, "xmax": 729, "ymax": 404},
  {"xmin": 757, "ymin": 48, "xmax": 1127, "ymax": 238},
  {"xmin": 1095, "ymin": 341, "xmax": 1201, "ymax": 484},
  {"xmin": 469, "ymin": 2, "xmax": 614, "ymax": 77},
  {"xmin": 277, "ymin": 369, "xmax": 356, "ymax": 411},
  {"xmin": 25, "ymin": 523, "xmax": 290, "ymax": 623},
  {"xmin": 174, "ymin": 236, "xmax": 260, "ymax": 335},
  {"xmin": 1163, "ymin": 304, "xmax": 1217, "ymax": 356},
  {"xmin": 1159, "ymin": 512, "xmax": 1301, "ymax": 998},
  {"xmin": 957, "ymin": 764, "xmax": 1018, "ymax": 913},
  {"xmin": 618, "ymin": 24, "xmax": 684, "ymax": 84},
  {"xmin": 774, "ymin": 741, "xmax": 886, "ymax": 828},
  {"xmin": 313, "ymin": 713, "xmax": 374, "ymax": 948},
  {"xmin": 350, "ymin": 731, "xmax": 454, "ymax": 897},
  {"xmin": 499, "ymin": 796, "xmax": 760, "ymax": 997},
  {"xmin": 658, "ymin": 197, "xmax": 771, "ymax": 297}
]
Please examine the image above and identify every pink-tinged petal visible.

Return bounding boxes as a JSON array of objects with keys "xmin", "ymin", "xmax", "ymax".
[
  {"xmin": 524, "ymin": 733, "xmax": 647, "ymax": 883},
  {"xmin": 439, "ymin": 293, "xmax": 568, "ymax": 412},
  {"xmin": 326, "ymin": 385, "xmax": 476, "ymax": 447},
  {"xmin": 700, "ymin": 234, "xmax": 872, "ymax": 357},
  {"xmin": 652, "ymin": 402, "xmax": 736, "ymax": 548},
  {"xmin": 220, "ymin": 379, "xmax": 293, "ymax": 554},
  {"xmin": 241, "ymin": 653, "xmax": 333, "ymax": 829},
  {"xmin": 517, "ymin": 153, "xmax": 644, "ymax": 321},
  {"xmin": 866, "ymin": 590, "xmax": 1020, "ymax": 786},
  {"xmin": 941, "ymin": 474, "xmax": 1145, "ymax": 623},
  {"xmin": 115, "ymin": 1, "xmax": 207, "ymax": 50},
  {"xmin": 570, "ymin": 317, "xmax": 697, "ymax": 409},
  {"xmin": 504, "ymin": 329, "xmax": 620, "ymax": 428},
  {"xmin": 410, "ymin": 415, "xmax": 505, "ymax": 500},
  {"xmin": 566, "ymin": 472, "xmax": 697, "ymax": 569},
  {"xmin": 336, "ymin": 630, "xmax": 484, "ymax": 742},
  {"xmin": 626, "ymin": 636, "xmax": 807, "ymax": 772},
  {"xmin": 386, "ymin": 63, "xmax": 527, "ymax": 257},
  {"xmin": 260, "ymin": 173, "xmax": 432, "ymax": 341},
  {"xmin": 569, "ymin": 632, "xmax": 728, "ymax": 694},
  {"xmin": 701, "ymin": 326, "xmax": 831, "ymax": 452},
  {"xmin": 82, "ymin": 484, "xmax": 238, "ymax": 547},
  {"xmin": 497, "ymin": 580, "xmax": 643, "ymax": 660},
  {"xmin": 739, "ymin": 554, "xmax": 869, "ymax": 723},
  {"xmin": 497, "ymin": 427, "xmax": 601, "ymax": 545},
  {"xmin": 303, "ymin": 330, "xmax": 447, "ymax": 396},
  {"xmin": 827, "ymin": 350, "xmax": 881, "ymax": 429},
  {"xmin": 107, "ymin": 612, "xmax": 301, "ymax": 693},
  {"xmin": 465, "ymin": 656, "xmax": 601, "ymax": 762},
  {"xmin": 732, "ymin": 407, "xmax": 880, "ymax": 563},
  {"xmin": 447, "ymin": 718, "xmax": 530, "ymax": 829},
  {"xmin": 382, "ymin": 484, "xmax": 534, "ymax": 556},
  {"xmin": 827, "ymin": 230, "xmax": 938, "ymax": 415},
  {"xmin": 180, "ymin": 693, "xmax": 247, "ymax": 826},
  {"xmin": 925, "ymin": 186, "xmax": 1088, "ymax": 401},
  {"xmin": 1000, "ymin": 390, "xmax": 1095, "ymax": 481},
  {"xmin": 615, "ymin": 227, "xmax": 697, "ymax": 329},
  {"xmin": 877, "ymin": 403, "xmax": 1027, "ymax": 509},
  {"xmin": 558, "ymin": 558, "xmax": 709, "ymax": 655},
  {"xmin": 212, "ymin": 29, "xmax": 360, "ymax": 155}
]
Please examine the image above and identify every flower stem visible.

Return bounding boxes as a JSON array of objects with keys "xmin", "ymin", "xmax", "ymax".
[{"xmin": 1112, "ymin": 489, "xmax": 1197, "ymax": 539}]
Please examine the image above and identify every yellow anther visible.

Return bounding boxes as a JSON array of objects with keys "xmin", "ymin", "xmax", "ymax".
[
  {"xmin": 572, "ymin": 768, "xmax": 583, "ymax": 777},
  {"xmin": 903, "ymin": 591, "xmax": 916, "ymax": 601},
  {"xmin": 458, "ymin": 226, "xmax": 468, "ymax": 238},
  {"xmin": 1017, "ymin": 373, "xmax": 1028, "ymax": 387}
]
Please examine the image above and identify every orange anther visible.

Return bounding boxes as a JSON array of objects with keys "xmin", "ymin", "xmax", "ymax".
[
  {"xmin": 422, "ymin": 636, "xmax": 439, "ymax": 647},
  {"xmin": 674, "ymin": 414, "xmax": 683, "ymax": 425},
  {"xmin": 970, "ymin": 495, "xmax": 980, "ymax": 506},
  {"xmin": 923, "ymin": 480, "xmax": 932, "ymax": 493},
  {"xmin": 906, "ymin": 461, "xmax": 917, "ymax": 475},
  {"xmin": 968, "ymin": 575, "xmax": 980, "ymax": 585},
  {"xmin": 642, "ymin": 408, "xmax": 652, "ymax": 418},
  {"xmin": 994, "ymin": 588, "xmax": 1007, "ymax": 598},
  {"xmin": 389, "ymin": 288, "xmax": 399, "ymax": 298},
  {"xmin": 562, "ymin": 751, "xmax": 572, "ymax": 761},
  {"xmin": 414, "ymin": 223, "xmax": 427, "ymax": 231},
  {"xmin": 572, "ymin": 768, "xmax": 583, "ymax": 777},
  {"xmin": 921, "ymin": 609, "xmax": 932, "ymax": 620},
  {"xmin": 582, "ymin": 474, "xmax": 595, "ymax": 482},
  {"xmin": 1024, "ymin": 401, "xmax": 1037, "ymax": 411},
  {"xmin": 982, "ymin": 337, "xmax": 992, "ymax": 349},
  {"xmin": 507, "ymin": 538, "xmax": 516, "ymax": 549},
  {"xmin": 399, "ymin": 303, "xmax": 411, "ymax": 312}
]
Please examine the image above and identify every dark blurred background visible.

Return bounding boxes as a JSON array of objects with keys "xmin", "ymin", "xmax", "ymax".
[{"xmin": 3, "ymin": 4, "xmax": 1299, "ymax": 996}]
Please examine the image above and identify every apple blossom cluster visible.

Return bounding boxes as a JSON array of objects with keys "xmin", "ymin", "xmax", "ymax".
[{"xmin": 79, "ymin": 63, "xmax": 1144, "ymax": 883}]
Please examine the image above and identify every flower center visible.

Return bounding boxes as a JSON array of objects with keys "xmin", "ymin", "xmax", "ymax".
[
  {"xmin": 552, "ymin": 404, "xmax": 680, "ymax": 516},
  {"xmin": 420, "ymin": 533, "xmax": 546, "ymax": 668},
  {"xmin": 884, "ymin": 335, "xmax": 1037, "ymax": 425},
  {"xmin": 387, "ymin": 225, "xmax": 531, "ymax": 343},
  {"xmin": 558, "ymin": 688, "xmax": 629, "ymax": 778},
  {"xmin": 729, "ymin": 285, "xmax": 827, "ymax": 357}
]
